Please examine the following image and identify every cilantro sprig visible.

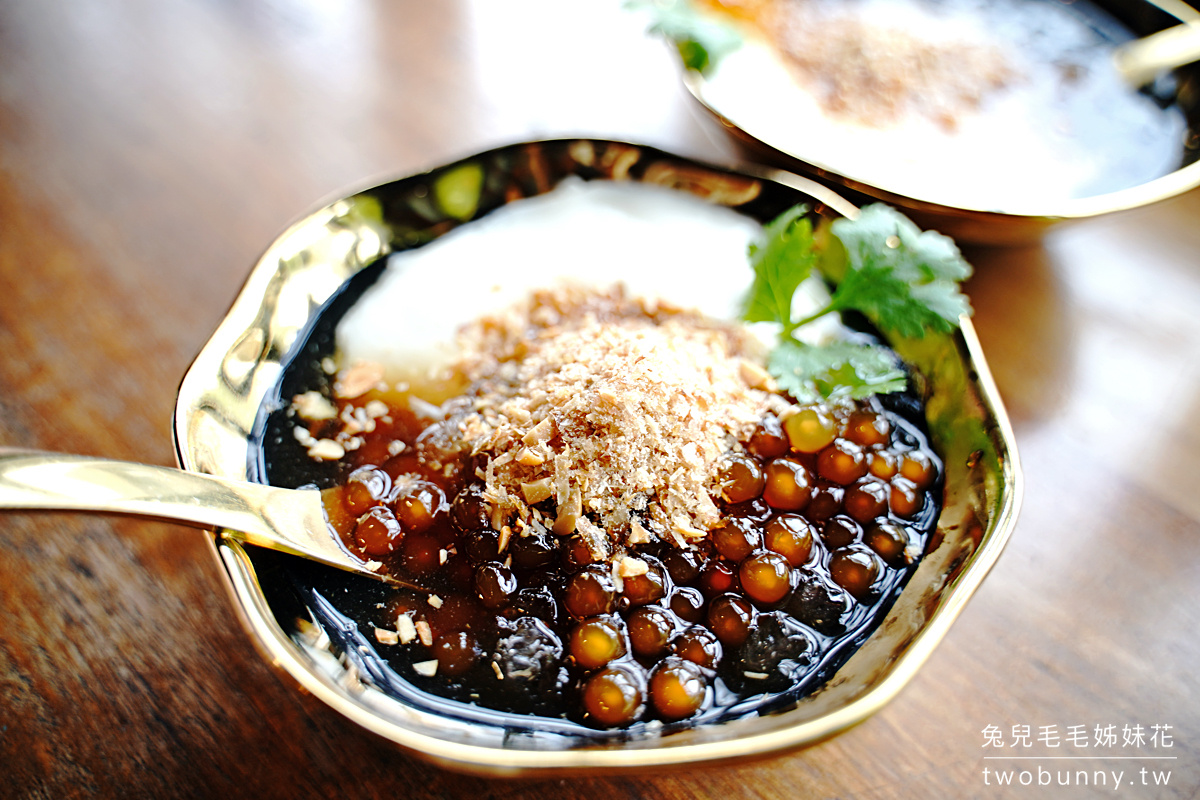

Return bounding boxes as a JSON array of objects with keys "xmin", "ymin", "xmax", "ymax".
[
  {"xmin": 625, "ymin": 0, "xmax": 742, "ymax": 73},
  {"xmin": 742, "ymin": 204, "xmax": 973, "ymax": 403}
]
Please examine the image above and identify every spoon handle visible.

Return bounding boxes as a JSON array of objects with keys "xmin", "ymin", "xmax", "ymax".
[
  {"xmin": 1114, "ymin": 22, "xmax": 1200, "ymax": 87},
  {"xmin": 0, "ymin": 448, "xmax": 385, "ymax": 582}
]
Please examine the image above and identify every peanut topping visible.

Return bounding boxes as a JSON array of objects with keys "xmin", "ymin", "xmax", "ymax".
[{"xmin": 451, "ymin": 285, "xmax": 789, "ymax": 552}]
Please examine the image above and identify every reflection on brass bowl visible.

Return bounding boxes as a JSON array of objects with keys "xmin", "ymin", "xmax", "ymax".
[
  {"xmin": 173, "ymin": 139, "xmax": 1021, "ymax": 775},
  {"xmin": 679, "ymin": 0, "xmax": 1200, "ymax": 244}
]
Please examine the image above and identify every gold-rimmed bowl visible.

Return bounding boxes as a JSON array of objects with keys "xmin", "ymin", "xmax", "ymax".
[
  {"xmin": 677, "ymin": 0, "xmax": 1200, "ymax": 244},
  {"xmin": 173, "ymin": 139, "xmax": 1021, "ymax": 775}
]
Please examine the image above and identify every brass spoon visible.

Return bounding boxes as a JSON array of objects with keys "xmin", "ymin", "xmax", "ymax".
[
  {"xmin": 0, "ymin": 447, "xmax": 408, "ymax": 586},
  {"xmin": 1113, "ymin": 22, "xmax": 1200, "ymax": 87}
]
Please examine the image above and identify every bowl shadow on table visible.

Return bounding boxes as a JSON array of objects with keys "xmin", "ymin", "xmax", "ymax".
[{"xmin": 960, "ymin": 241, "xmax": 1075, "ymax": 433}]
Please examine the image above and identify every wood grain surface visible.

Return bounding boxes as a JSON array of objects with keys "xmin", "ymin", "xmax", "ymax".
[{"xmin": 1, "ymin": 1, "xmax": 1197, "ymax": 798}]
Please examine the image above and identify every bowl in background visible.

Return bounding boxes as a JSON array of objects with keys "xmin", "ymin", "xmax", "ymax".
[
  {"xmin": 673, "ymin": 0, "xmax": 1200, "ymax": 244},
  {"xmin": 173, "ymin": 139, "xmax": 1021, "ymax": 774}
]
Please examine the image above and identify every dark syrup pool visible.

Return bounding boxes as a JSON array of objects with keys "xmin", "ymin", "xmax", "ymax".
[{"xmin": 245, "ymin": 255, "xmax": 942, "ymax": 743}]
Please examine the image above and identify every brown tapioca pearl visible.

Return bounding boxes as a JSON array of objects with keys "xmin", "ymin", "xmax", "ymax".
[
  {"xmin": 474, "ymin": 562, "xmax": 518, "ymax": 609},
  {"xmin": 829, "ymin": 545, "xmax": 882, "ymax": 600},
  {"xmin": 763, "ymin": 514, "xmax": 816, "ymax": 567},
  {"xmin": 381, "ymin": 452, "xmax": 423, "ymax": 483},
  {"xmin": 565, "ymin": 565, "xmax": 618, "ymax": 619},
  {"xmin": 737, "ymin": 611, "xmax": 818, "ymax": 685},
  {"xmin": 696, "ymin": 560, "xmax": 739, "ymax": 598},
  {"xmin": 844, "ymin": 410, "xmax": 890, "ymax": 447},
  {"xmin": 649, "ymin": 657, "xmax": 708, "ymax": 721},
  {"xmin": 509, "ymin": 530, "xmax": 556, "ymax": 570},
  {"xmin": 668, "ymin": 587, "xmax": 706, "ymax": 624},
  {"xmin": 490, "ymin": 616, "xmax": 564, "ymax": 697},
  {"xmin": 785, "ymin": 569, "xmax": 854, "ymax": 636},
  {"xmin": 343, "ymin": 466, "xmax": 392, "ymax": 516},
  {"xmin": 707, "ymin": 593, "xmax": 755, "ymax": 647},
  {"xmin": 322, "ymin": 486, "xmax": 358, "ymax": 543},
  {"xmin": 627, "ymin": 606, "xmax": 675, "ymax": 660},
  {"xmin": 864, "ymin": 522, "xmax": 910, "ymax": 565},
  {"xmin": 739, "ymin": 551, "xmax": 792, "ymax": 605},
  {"xmin": 724, "ymin": 497, "xmax": 773, "ymax": 523},
  {"xmin": 414, "ymin": 420, "xmax": 469, "ymax": 480},
  {"xmin": 450, "ymin": 483, "xmax": 491, "ymax": 532},
  {"xmin": 711, "ymin": 518, "xmax": 762, "ymax": 563},
  {"xmin": 784, "ymin": 407, "xmax": 839, "ymax": 453},
  {"xmin": 821, "ymin": 515, "xmax": 862, "ymax": 549},
  {"xmin": 868, "ymin": 450, "xmax": 899, "ymax": 480},
  {"xmin": 460, "ymin": 527, "xmax": 501, "ymax": 564},
  {"xmin": 569, "ymin": 616, "xmax": 628, "ymax": 669},
  {"xmin": 817, "ymin": 439, "xmax": 869, "ymax": 485},
  {"xmin": 762, "ymin": 457, "xmax": 814, "ymax": 511},
  {"xmin": 505, "ymin": 585, "xmax": 559, "ymax": 622},
  {"xmin": 717, "ymin": 453, "xmax": 765, "ymax": 504},
  {"xmin": 622, "ymin": 558, "xmax": 667, "ymax": 606},
  {"xmin": 899, "ymin": 450, "xmax": 938, "ymax": 490},
  {"xmin": 353, "ymin": 506, "xmax": 404, "ymax": 557},
  {"xmin": 391, "ymin": 478, "xmax": 447, "ymax": 534},
  {"xmin": 439, "ymin": 556, "xmax": 476, "ymax": 592},
  {"xmin": 432, "ymin": 631, "xmax": 481, "ymax": 677},
  {"xmin": 661, "ymin": 547, "xmax": 704, "ymax": 585},
  {"xmin": 401, "ymin": 532, "xmax": 444, "ymax": 575},
  {"xmin": 582, "ymin": 666, "xmax": 644, "ymax": 727},
  {"xmin": 561, "ymin": 534, "xmax": 597, "ymax": 570},
  {"xmin": 346, "ymin": 435, "xmax": 402, "ymax": 474},
  {"xmin": 843, "ymin": 478, "xmax": 889, "ymax": 523},
  {"xmin": 671, "ymin": 626, "xmax": 722, "ymax": 669},
  {"xmin": 426, "ymin": 593, "xmax": 481, "ymax": 635},
  {"xmin": 748, "ymin": 414, "xmax": 789, "ymax": 460},
  {"xmin": 889, "ymin": 476, "xmax": 925, "ymax": 518},
  {"xmin": 806, "ymin": 481, "xmax": 844, "ymax": 521}
]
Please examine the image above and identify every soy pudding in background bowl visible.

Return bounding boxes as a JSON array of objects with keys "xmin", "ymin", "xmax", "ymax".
[{"xmin": 642, "ymin": 0, "xmax": 1200, "ymax": 243}]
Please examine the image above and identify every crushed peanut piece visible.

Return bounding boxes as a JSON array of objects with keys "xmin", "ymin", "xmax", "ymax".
[
  {"xmin": 412, "ymin": 660, "xmax": 439, "ymax": 677},
  {"xmin": 628, "ymin": 518, "xmax": 653, "ymax": 545},
  {"xmin": 617, "ymin": 556, "xmax": 650, "ymax": 578},
  {"xmin": 293, "ymin": 391, "xmax": 338, "ymax": 421},
  {"xmin": 521, "ymin": 417, "xmax": 555, "ymax": 446},
  {"xmin": 521, "ymin": 477, "xmax": 554, "ymax": 505},
  {"xmin": 738, "ymin": 358, "xmax": 774, "ymax": 391},
  {"xmin": 337, "ymin": 361, "xmax": 385, "ymax": 398},
  {"xmin": 307, "ymin": 438, "xmax": 345, "ymax": 461},
  {"xmin": 396, "ymin": 614, "xmax": 418, "ymax": 644},
  {"xmin": 515, "ymin": 447, "xmax": 545, "ymax": 466}
]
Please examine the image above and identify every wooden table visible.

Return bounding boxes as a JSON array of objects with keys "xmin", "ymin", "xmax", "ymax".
[{"xmin": 1, "ymin": 1, "xmax": 1197, "ymax": 797}]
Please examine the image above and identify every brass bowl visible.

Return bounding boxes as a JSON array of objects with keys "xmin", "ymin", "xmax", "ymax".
[
  {"xmin": 680, "ymin": 0, "xmax": 1200, "ymax": 244},
  {"xmin": 173, "ymin": 139, "xmax": 1022, "ymax": 775}
]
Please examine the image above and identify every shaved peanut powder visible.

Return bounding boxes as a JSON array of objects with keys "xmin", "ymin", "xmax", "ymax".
[{"xmin": 449, "ymin": 284, "xmax": 788, "ymax": 555}]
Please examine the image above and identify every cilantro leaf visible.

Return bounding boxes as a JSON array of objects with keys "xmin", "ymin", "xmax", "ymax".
[
  {"xmin": 739, "ymin": 202, "xmax": 970, "ymax": 402},
  {"xmin": 768, "ymin": 339, "xmax": 908, "ymax": 403},
  {"xmin": 827, "ymin": 204, "xmax": 972, "ymax": 337},
  {"xmin": 625, "ymin": 0, "xmax": 742, "ymax": 72},
  {"xmin": 741, "ymin": 205, "xmax": 816, "ymax": 331}
]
